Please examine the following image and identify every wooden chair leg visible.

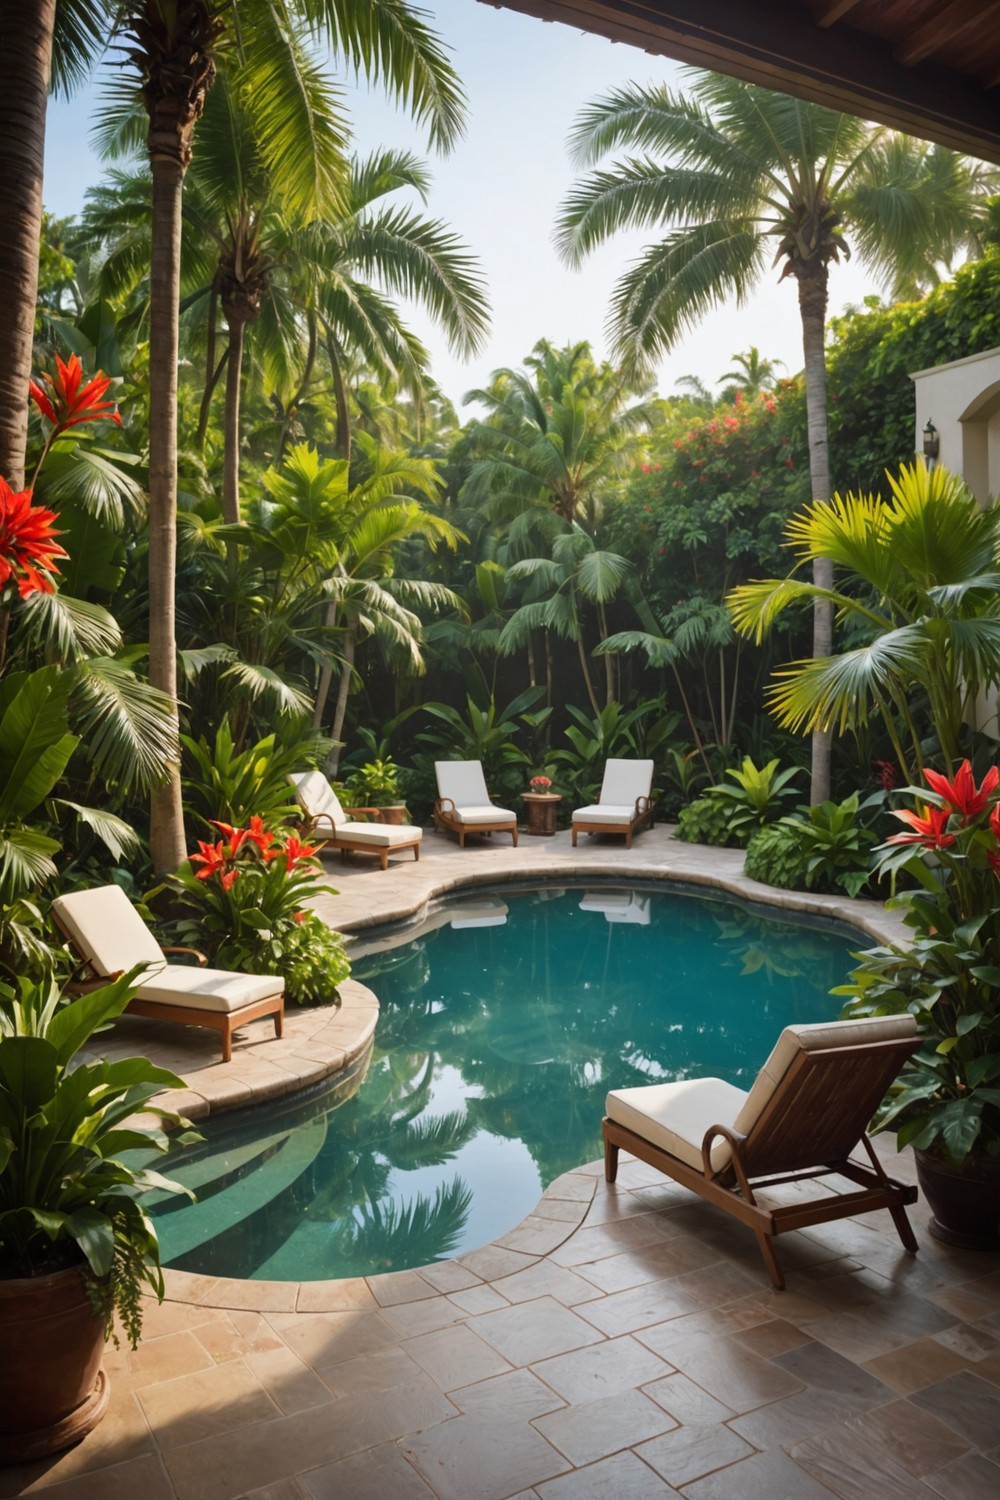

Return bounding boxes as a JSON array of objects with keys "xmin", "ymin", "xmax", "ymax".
[
  {"xmin": 413, "ymin": 844, "xmax": 420, "ymax": 862},
  {"xmin": 511, "ymin": 826, "xmax": 518, "ymax": 847},
  {"xmin": 572, "ymin": 828, "xmax": 578, "ymax": 846},
  {"xmin": 379, "ymin": 849, "xmax": 388, "ymax": 870},
  {"xmin": 889, "ymin": 1202, "xmax": 919, "ymax": 1254},
  {"xmin": 273, "ymin": 1009, "xmax": 283, "ymax": 1039},
  {"xmin": 222, "ymin": 1022, "xmax": 233, "ymax": 1064},
  {"xmin": 604, "ymin": 1136, "xmax": 619, "ymax": 1182},
  {"xmin": 755, "ymin": 1229, "xmax": 785, "ymax": 1290}
]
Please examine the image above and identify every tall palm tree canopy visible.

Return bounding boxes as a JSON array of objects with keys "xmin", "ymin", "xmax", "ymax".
[{"xmin": 556, "ymin": 69, "xmax": 995, "ymax": 368}]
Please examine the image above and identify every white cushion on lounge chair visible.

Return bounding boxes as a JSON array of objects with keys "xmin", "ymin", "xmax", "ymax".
[
  {"xmin": 137, "ymin": 967, "xmax": 280, "ymax": 1013},
  {"xmin": 607, "ymin": 1077, "xmax": 748, "ymax": 1173},
  {"xmin": 289, "ymin": 770, "xmax": 347, "ymax": 828},
  {"xmin": 606, "ymin": 1015, "xmax": 919, "ymax": 1177},
  {"xmin": 52, "ymin": 884, "xmax": 167, "ymax": 976},
  {"xmin": 336, "ymin": 821, "xmax": 422, "ymax": 848},
  {"xmin": 599, "ymin": 758, "xmax": 654, "ymax": 805},
  {"xmin": 51, "ymin": 885, "xmax": 284, "ymax": 1015},
  {"xmin": 572, "ymin": 804, "xmax": 638, "ymax": 825},
  {"xmin": 435, "ymin": 760, "xmax": 493, "ymax": 807},
  {"xmin": 450, "ymin": 803, "xmax": 516, "ymax": 825}
]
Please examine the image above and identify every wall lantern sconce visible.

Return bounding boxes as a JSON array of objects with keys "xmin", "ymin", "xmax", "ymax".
[{"xmin": 923, "ymin": 420, "xmax": 940, "ymax": 463}]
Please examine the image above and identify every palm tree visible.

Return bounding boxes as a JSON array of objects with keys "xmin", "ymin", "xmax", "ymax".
[
  {"xmin": 726, "ymin": 462, "xmax": 1000, "ymax": 780},
  {"xmin": 82, "ymin": 0, "xmax": 467, "ymax": 870},
  {"xmin": 557, "ymin": 71, "xmax": 995, "ymax": 801},
  {"xmin": 462, "ymin": 339, "xmax": 653, "ymax": 534},
  {"xmin": 718, "ymin": 346, "xmax": 784, "ymax": 401}
]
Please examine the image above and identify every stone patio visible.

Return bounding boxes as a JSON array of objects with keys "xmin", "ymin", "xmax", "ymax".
[{"xmin": 14, "ymin": 826, "xmax": 1000, "ymax": 1498}]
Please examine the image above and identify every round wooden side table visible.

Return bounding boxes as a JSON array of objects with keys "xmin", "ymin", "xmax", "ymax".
[{"xmin": 522, "ymin": 792, "xmax": 561, "ymax": 836}]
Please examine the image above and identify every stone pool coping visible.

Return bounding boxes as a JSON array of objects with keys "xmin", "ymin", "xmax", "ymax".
[{"xmin": 123, "ymin": 825, "xmax": 911, "ymax": 1312}]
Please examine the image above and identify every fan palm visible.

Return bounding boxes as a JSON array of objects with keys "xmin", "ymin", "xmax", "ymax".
[
  {"xmin": 557, "ymin": 70, "xmax": 996, "ymax": 800},
  {"xmin": 726, "ymin": 462, "xmax": 1000, "ymax": 779}
]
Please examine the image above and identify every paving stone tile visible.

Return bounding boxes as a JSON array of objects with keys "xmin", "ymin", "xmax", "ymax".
[
  {"xmin": 772, "ymin": 1339, "xmax": 896, "ymax": 1413},
  {"xmin": 922, "ymin": 1453, "xmax": 1000, "ymax": 1499},
  {"xmin": 642, "ymin": 1370, "xmax": 735, "ymax": 1424},
  {"xmin": 534, "ymin": 1388, "xmax": 677, "ymax": 1466},
  {"xmin": 416, "ymin": 1258, "xmax": 483, "ymax": 1294},
  {"xmin": 932, "ymin": 1323, "xmax": 1000, "ymax": 1361},
  {"xmin": 790, "ymin": 1426, "xmax": 943, "ymax": 1500},
  {"xmin": 293, "ymin": 1279, "xmax": 376, "ymax": 1313},
  {"xmin": 639, "ymin": 1332, "xmax": 804, "ymax": 1413},
  {"xmin": 402, "ymin": 1413, "xmax": 570, "ymax": 1500},
  {"xmin": 274, "ymin": 1310, "xmax": 399, "ymax": 1370},
  {"xmin": 574, "ymin": 1277, "xmax": 700, "ymax": 1336},
  {"xmin": 448, "ymin": 1283, "xmax": 511, "ymax": 1314},
  {"xmin": 674, "ymin": 1262, "xmax": 763, "ymax": 1306},
  {"xmin": 13, "ymin": 1455, "xmax": 177, "ymax": 1500},
  {"xmin": 493, "ymin": 1258, "xmax": 605, "ymax": 1307},
  {"xmin": 123, "ymin": 1328, "xmax": 216, "ymax": 1387},
  {"xmin": 731, "ymin": 1317, "xmax": 813, "ymax": 1359},
  {"xmin": 531, "ymin": 1334, "xmax": 674, "ymax": 1403},
  {"xmin": 538, "ymin": 1450, "xmax": 677, "ymax": 1498},
  {"xmin": 863, "ymin": 1337, "xmax": 971, "ymax": 1395},
  {"xmin": 548, "ymin": 1214, "xmax": 672, "ymax": 1268},
  {"xmin": 317, "ymin": 1344, "xmax": 425, "ymax": 1398},
  {"xmin": 404, "ymin": 1321, "xmax": 515, "ymax": 1389},
  {"xmin": 848, "ymin": 1398, "xmax": 971, "ymax": 1477},
  {"xmin": 238, "ymin": 1482, "xmax": 310, "ymax": 1500},
  {"xmin": 452, "ymin": 1368, "xmax": 566, "ymax": 1421},
  {"xmin": 243, "ymin": 1345, "xmax": 334, "ymax": 1413},
  {"xmin": 301, "ymin": 1443, "xmax": 436, "ymax": 1499},
  {"xmin": 910, "ymin": 1370, "xmax": 1000, "ymax": 1449},
  {"xmin": 468, "ymin": 1296, "xmax": 606, "ymax": 1365},
  {"xmin": 3, "ymin": 1390, "xmax": 154, "ymax": 1496},
  {"xmin": 365, "ymin": 1269, "xmax": 438, "ymax": 1306},
  {"xmin": 165, "ymin": 1374, "xmax": 457, "ymax": 1500},
  {"xmin": 379, "ymin": 1293, "xmax": 468, "ymax": 1338},
  {"xmin": 193, "ymin": 1312, "xmax": 284, "ymax": 1362},
  {"xmin": 457, "ymin": 1243, "xmax": 537, "ymax": 1281},
  {"xmin": 682, "ymin": 1448, "xmax": 843, "ymax": 1499},
  {"xmin": 636, "ymin": 1421, "xmax": 754, "ymax": 1486},
  {"xmin": 137, "ymin": 1359, "xmax": 279, "ymax": 1448}
]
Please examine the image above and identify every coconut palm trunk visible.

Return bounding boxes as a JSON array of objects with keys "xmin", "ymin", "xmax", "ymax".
[
  {"xmin": 0, "ymin": 2, "xmax": 56, "ymax": 492},
  {"xmin": 795, "ymin": 258, "xmax": 834, "ymax": 804},
  {"xmin": 137, "ymin": 1, "xmax": 221, "ymax": 872},
  {"xmin": 221, "ymin": 313, "xmax": 246, "ymax": 524}
]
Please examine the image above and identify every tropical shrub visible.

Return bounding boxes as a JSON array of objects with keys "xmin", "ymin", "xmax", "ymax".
[
  {"xmin": 181, "ymin": 719, "xmax": 319, "ymax": 831},
  {"xmin": 839, "ymin": 761, "xmax": 1000, "ymax": 1161},
  {"xmin": 743, "ymin": 823, "xmax": 810, "ymax": 889},
  {"xmin": 169, "ymin": 820, "xmax": 350, "ymax": 1004},
  {"xmin": 674, "ymin": 794, "xmax": 739, "ymax": 847},
  {"xmin": 547, "ymin": 699, "xmax": 681, "ymax": 808},
  {"xmin": 415, "ymin": 688, "xmax": 546, "ymax": 800},
  {"xmin": 709, "ymin": 757, "xmax": 802, "ymax": 841},
  {"xmin": 344, "ymin": 757, "xmax": 402, "ymax": 808}
]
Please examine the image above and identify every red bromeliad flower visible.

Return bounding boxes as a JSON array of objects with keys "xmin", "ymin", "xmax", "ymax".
[
  {"xmin": 0, "ymin": 476, "xmax": 67, "ymax": 598},
  {"xmin": 873, "ymin": 759, "xmax": 897, "ymax": 792},
  {"xmin": 245, "ymin": 814, "xmax": 275, "ymax": 856},
  {"xmin": 283, "ymin": 834, "xmax": 318, "ymax": 871},
  {"xmin": 191, "ymin": 840, "xmax": 228, "ymax": 879},
  {"xmin": 923, "ymin": 761, "xmax": 1000, "ymax": 822},
  {"xmin": 886, "ymin": 805, "xmax": 956, "ymax": 850},
  {"xmin": 220, "ymin": 868, "xmax": 239, "ymax": 892},
  {"xmin": 30, "ymin": 353, "xmax": 122, "ymax": 435},
  {"xmin": 209, "ymin": 819, "xmax": 248, "ymax": 858}
]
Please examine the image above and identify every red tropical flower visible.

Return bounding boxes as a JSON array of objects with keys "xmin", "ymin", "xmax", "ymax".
[
  {"xmin": 245, "ymin": 814, "xmax": 275, "ymax": 855},
  {"xmin": 209, "ymin": 820, "xmax": 248, "ymax": 858},
  {"xmin": 885, "ymin": 806, "xmax": 956, "ymax": 849},
  {"xmin": 293, "ymin": 910, "xmax": 306, "ymax": 925},
  {"xmin": 0, "ymin": 477, "xmax": 67, "ymax": 598},
  {"xmin": 283, "ymin": 834, "xmax": 318, "ymax": 871},
  {"xmin": 991, "ymin": 804, "xmax": 1000, "ymax": 844},
  {"xmin": 190, "ymin": 840, "xmax": 228, "ymax": 879},
  {"xmin": 873, "ymin": 759, "xmax": 898, "ymax": 792},
  {"xmin": 30, "ymin": 353, "xmax": 122, "ymax": 434},
  {"xmin": 923, "ymin": 761, "xmax": 1000, "ymax": 821},
  {"xmin": 220, "ymin": 868, "xmax": 239, "ymax": 892}
]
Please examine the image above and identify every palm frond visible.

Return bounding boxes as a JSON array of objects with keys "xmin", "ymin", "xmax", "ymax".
[{"xmin": 70, "ymin": 659, "xmax": 178, "ymax": 792}]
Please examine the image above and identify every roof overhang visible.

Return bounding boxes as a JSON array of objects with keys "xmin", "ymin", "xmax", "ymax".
[{"xmin": 481, "ymin": 0, "xmax": 1000, "ymax": 164}]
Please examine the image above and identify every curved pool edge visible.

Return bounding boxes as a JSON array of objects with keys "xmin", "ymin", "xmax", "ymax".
[{"xmin": 159, "ymin": 1164, "xmax": 601, "ymax": 1313}]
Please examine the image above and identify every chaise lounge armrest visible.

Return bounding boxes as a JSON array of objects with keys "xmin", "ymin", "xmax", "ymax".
[{"xmin": 161, "ymin": 945, "xmax": 208, "ymax": 966}]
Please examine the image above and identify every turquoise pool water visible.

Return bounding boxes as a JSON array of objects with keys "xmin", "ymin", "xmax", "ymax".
[{"xmin": 146, "ymin": 884, "xmax": 858, "ymax": 1280}]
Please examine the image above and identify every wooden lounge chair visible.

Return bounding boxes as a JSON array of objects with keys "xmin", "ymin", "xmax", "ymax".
[
  {"xmin": 289, "ymin": 771, "xmax": 421, "ymax": 871},
  {"xmin": 572, "ymin": 758, "xmax": 654, "ymax": 848},
  {"xmin": 603, "ymin": 1014, "xmax": 921, "ymax": 1289},
  {"xmin": 51, "ymin": 885, "xmax": 284, "ymax": 1064},
  {"xmin": 433, "ymin": 760, "xmax": 518, "ymax": 848}
]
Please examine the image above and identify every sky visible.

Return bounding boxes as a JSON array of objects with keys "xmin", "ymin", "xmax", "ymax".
[{"xmin": 44, "ymin": 0, "xmax": 882, "ymax": 413}]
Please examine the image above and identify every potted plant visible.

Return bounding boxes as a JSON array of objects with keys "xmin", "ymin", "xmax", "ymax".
[
  {"xmin": 0, "ymin": 971, "xmax": 195, "ymax": 1460},
  {"xmin": 346, "ymin": 757, "xmax": 408, "ymax": 824},
  {"xmin": 839, "ymin": 760, "xmax": 1000, "ymax": 1248}
]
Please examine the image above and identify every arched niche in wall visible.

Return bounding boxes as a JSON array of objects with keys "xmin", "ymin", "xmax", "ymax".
[{"xmin": 959, "ymin": 379, "xmax": 1000, "ymax": 506}]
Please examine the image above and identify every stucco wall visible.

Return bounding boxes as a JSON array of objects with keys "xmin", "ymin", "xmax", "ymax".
[{"xmin": 911, "ymin": 346, "xmax": 1000, "ymax": 503}]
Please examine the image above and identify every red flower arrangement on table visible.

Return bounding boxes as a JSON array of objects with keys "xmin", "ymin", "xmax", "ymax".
[{"xmin": 529, "ymin": 775, "xmax": 552, "ymax": 791}]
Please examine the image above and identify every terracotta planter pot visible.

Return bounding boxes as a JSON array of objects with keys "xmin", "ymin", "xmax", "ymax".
[
  {"xmin": 0, "ymin": 1264, "xmax": 109, "ymax": 1463},
  {"xmin": 377, "ymin": 804, "xmax": 408, "ymax": 825},
  {"xmin": 915, "ymin": 1147, "xmax": 1000, "ymax": 1251}
]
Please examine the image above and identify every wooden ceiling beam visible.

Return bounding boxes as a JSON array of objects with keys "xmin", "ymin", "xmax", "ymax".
[
  {"xmin": 815, "ymin": 0, "xmax": 863, "ymax": 27},
  {"xmin": 895, "ymin": 1, "xmax": 1000, "ymax": 69},
  {"xmin": 483, "ymin": 0, "xmax": 1000, "ymax": 163}
]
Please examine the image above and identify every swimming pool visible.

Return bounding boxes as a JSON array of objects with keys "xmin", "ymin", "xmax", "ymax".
[{"xmin": 146, "ymin": 884, "xmax": 859, "ymax": 1280}]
